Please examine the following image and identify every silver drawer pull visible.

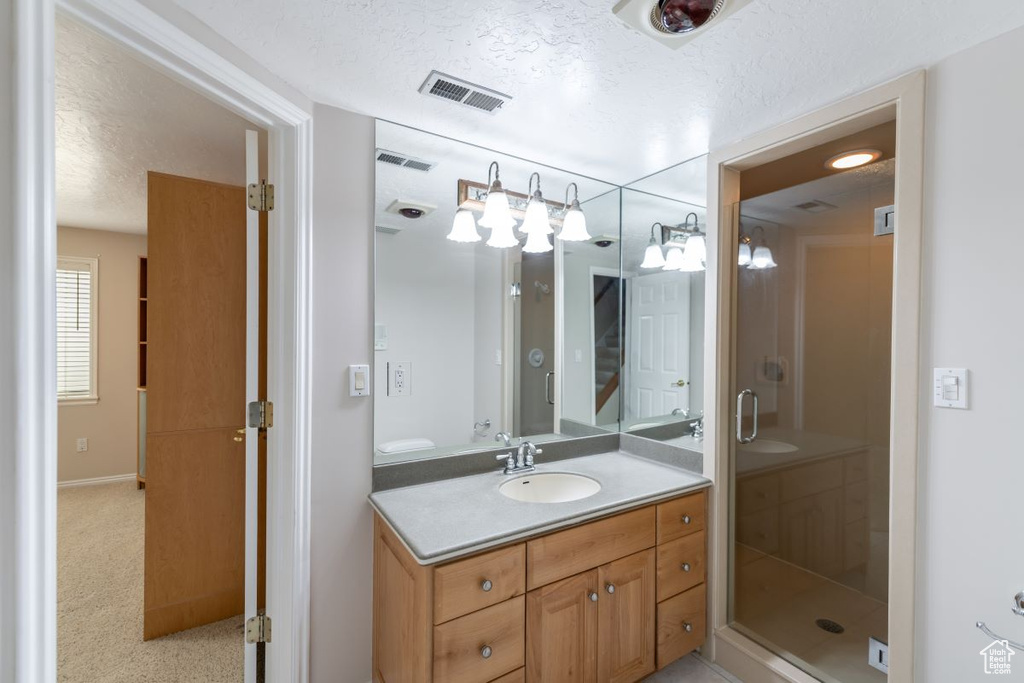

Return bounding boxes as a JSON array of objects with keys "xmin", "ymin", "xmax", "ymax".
[
  {"xmin": 683, "ymin": 622, "xmax": 693, "ymax": 633},
  {"xmin": 681, "ymin": 562, "xmax": 692, "ymax": 573},
  {"xmin": 481, "ymin": 579, "xmax": 493, "ymax": 592},
  {"xmin": 481, "ymin": 645, "xmax": 492, "ymax": 659},
  {"xmin": 681, "ymin": 514, "xmax": 692, "ymax": 525},
  {"xmin": 589, "ymin": 591, "xmax": 599, "ymax": 602},
  {"xmin": 606, "ymin": 583, "xmax": 615, "ymax": 594}
]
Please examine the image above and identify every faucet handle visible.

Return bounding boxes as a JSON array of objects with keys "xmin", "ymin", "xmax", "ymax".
[{"xmin": 495, "ymin": 452, "xmax": 515, "ymax": 469}]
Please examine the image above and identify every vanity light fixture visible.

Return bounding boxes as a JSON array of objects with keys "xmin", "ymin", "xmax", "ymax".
[
  {"xmin": 663, "ymin": 244, "xmax": 686, "ymax": 270},
  {"xmin": 521, "ymin": 173, "xmax": 554, "ymax": 236},
  {"xmin": 826, "ymin": 149, "xmax": 882, "ymax": 170},
  {"xmin": 480, "ymin": 162, "xmax": 520, "ymax": 248},
  {"xmin": 522, "ymin": 227, "xmax": 554, "ymax": 253},
  {"xmin": 446, "ymin": 209, "xmax": 482, "ymax": 243},
  {"xmin": 744, "ymin": 225, "xmax": 778, "ymax": 270},
  {"xmin": 679, "ymin": 212, "xmax": 706, "ymax": 271},
  {"xmin": 558, "ymin": 183, "xmax": 591, "ymax": 242},
  {"xmin": 737, "ymin": 237, "xmax": 752, "ymax": 266},
  {"xmin": 640, "ymin": 223, "xmax": 668, "ymax": 269}
]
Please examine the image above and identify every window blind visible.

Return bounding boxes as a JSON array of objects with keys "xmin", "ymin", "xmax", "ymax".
[{"xmin": 56, "ymin": 258, "xmax": 96, "ymax": 400}]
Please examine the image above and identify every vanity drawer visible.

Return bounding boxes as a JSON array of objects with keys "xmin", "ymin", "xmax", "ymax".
[
  {"xmin": 435, "ymin": 544, "xmax": 526, "ymax": 624},
  {"xmin": 656, "ymin": 583, "xmax": 706, "ymax": 669},
  {"xmin": 489, "ymin": 668, "xmax": 524, "ymax": 683},
  {"xmin": 843, "ymin": 481, "xmax": 869, "ymax": 523},
  {"xmin": 433, "ymin": 596, "xmax": 525, "ymax": 683},
  {"xmin": 527, "ymin": 507, "xmax": 655, "ymax": 590},
  {"xmin": 656, "ymin": 530, "xmax": 706, "ymax": 602},
  {"xmin": 736, "ymin": 509, "xmax": 779, "ymax": 556},
  {"xmin": 657, "ymin": 490, "xmax": 707, "ymax": 544},
  {"xmin": 844, "ymin": 452, "xmax": 869, "ymax": 484},
  {"xmin": 780, "ymin": 459, "xmax": 843, "ymax": 502},
  {"xmin": 736, "ymin": 474, "xmax": 780, "ymax": 516}
]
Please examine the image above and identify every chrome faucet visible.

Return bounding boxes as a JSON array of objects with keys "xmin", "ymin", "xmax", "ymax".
[
  {"xmin": 496, "ymin": 440, "xmax": 541, "ymax": 475},
  {"xmin": 495, "ymin": 431, "xmax": 513, "ymax": 447},
  {"xmin": 672, "ymin": 408, "xmax": 689, "ymax": 418},
  {"xmin": 690, "ymin": 415, "xmax": 704, "ymax": 441}
]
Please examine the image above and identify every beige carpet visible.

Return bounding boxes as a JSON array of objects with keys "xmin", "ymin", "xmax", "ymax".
[{"xmin": 58, "ymin": 481, "xmax": 243, "ymax": 683}]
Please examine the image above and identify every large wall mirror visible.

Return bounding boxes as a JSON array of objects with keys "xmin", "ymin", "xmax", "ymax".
[{"xmin": 373, "ymin": 121, "xmax": 621, "ymax": 464}]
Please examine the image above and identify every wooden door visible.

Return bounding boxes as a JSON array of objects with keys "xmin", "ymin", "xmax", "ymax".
[
  {"xmin": 144, "ymin": 172, "xmax": 247, "ymax": 640},
  {"xmin": 526, "ymin": 570, "xmax": 598, "ymax": 683},
  {"xmin": 598, "ymin": 550, "xmax": 656, "ymax": 683},
  {"xmin": 628, "ymin": 270, "xmax": 691, "ymax": 420}
]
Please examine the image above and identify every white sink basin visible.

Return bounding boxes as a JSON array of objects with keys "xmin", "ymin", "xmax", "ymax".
[
  {"xmin": 628, "ymin": 422, "xmax": 662, "ymax": 431},
  {"xmin": 740, "ymin": 439, "xmax": 798, "ymax": 454},
  {"xmin": 499, "ymin": 473, "xmax": 601, "ymax": 504}
]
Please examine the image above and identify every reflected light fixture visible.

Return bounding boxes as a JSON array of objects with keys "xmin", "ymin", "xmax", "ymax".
[
  {"xmin": 745, "ymin": 226, "xmax": 777, "ymax": 269},
  {"xmin": 663, "ymin": 244, "xmax": 685, "ymax": 271},
  {"xmin": 522, "ymin": 227, "xmax": 554, "ymax": 253},
  {"xmin": 480, "ymin": 161, "xmax": 519, "ymax": 248},
  {"xmin": 675, "ymin": 212, "xmax": 706, "ymax": 272},
  {"xmin": 826, "ymin": 149, "xmax": 882, "ymax": 170},
  {"xmin": 737, "ymin": 237, "xmax": 752, "ymax": 267},
  {"xmin": 640, "ymin": 223, "xmax": 667, "ymax": 269},
  {"xmin": 558, "ymin": 182, "xmax": 591, "ymax": 242},
  {"xmin": 446, "ymin": 209, "xmax": 481, "ymax": 243},
  {"xmin": 520, "ymin": 172, "xmax": 554, "ymax": 236}
]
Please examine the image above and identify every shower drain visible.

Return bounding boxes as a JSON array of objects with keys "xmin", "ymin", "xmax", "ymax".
[{"xmin": 815, "ymin": 618, "xmax": 846, "ymax": 634}]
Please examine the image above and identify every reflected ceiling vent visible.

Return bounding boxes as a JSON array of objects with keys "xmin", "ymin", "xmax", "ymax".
[
  {"xmin": 612, "ymin": 0, "xmax": 756, "ymax": 50},
  {"xmin": 794, "ymin": 200, "xmax": 839, "ymax": 214},
  {"xmin": 418, "ymin": 71, "xmax": 511, "ymax": 114},
  {"xmin": 375, "ymin": 148, "xmax": 437, "ymax": 172},
  {"xmin": 375, "ymin": 225, "xmax": 402, "ymax": 236}
]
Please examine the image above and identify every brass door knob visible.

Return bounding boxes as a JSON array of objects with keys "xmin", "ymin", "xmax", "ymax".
[{"xmin": 233, "ymin": 428, "xmax": 245, "ymax": 443}]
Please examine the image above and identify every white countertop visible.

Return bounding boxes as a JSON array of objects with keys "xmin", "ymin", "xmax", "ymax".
[
  {"xmin": 736, "ymin": 428, "xmax": 871, "ymax": 476},
  {"xmin": 369, "ymin": 450, "xmax": 710, "ymax": 565}
]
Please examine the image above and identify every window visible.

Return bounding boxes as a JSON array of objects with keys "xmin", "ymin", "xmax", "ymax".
[{"xmin": 56, "ymin": 257, "xmax": 98, "ymax": 403}]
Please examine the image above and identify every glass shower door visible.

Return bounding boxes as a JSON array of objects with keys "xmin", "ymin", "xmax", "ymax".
[{"xmin": 727, "ymin": 164, "xmax": 895, "ymax": 681}]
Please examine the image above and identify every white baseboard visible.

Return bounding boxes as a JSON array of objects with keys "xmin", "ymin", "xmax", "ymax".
[{"xmin": 57, "ymin": 473, "xmax": 138, "ymax": 489}]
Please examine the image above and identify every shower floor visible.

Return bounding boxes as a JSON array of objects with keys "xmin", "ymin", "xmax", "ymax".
[{"xmin": 731, "ymin": 543, "xmax": 888, "ymax": 683}]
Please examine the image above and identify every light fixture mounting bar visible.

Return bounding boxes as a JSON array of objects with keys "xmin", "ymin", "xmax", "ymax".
[{"xmin": 457, "ymin": 179, "xmax": 567, "ymax": 227}]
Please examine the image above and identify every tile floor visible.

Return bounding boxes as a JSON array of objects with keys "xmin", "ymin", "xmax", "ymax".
[
  {"xmin": 732, "ymin": 544, "xmax": 887, "ymax": 683},
  {"xmin": 643, "ymin": 654, "xmax": 743, "ymax": 682}
]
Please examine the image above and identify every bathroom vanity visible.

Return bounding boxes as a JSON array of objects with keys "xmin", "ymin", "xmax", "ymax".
[{"xmin": 370, "ymin": 452, "xmax": 709, "ymax": 683}]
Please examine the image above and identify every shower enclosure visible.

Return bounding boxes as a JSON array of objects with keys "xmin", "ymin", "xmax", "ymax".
[{"xmin": 728, "ymin": 160, "xmax": 896, "ymax": 682}]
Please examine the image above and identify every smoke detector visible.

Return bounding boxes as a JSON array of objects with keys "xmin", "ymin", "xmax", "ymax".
[
  {"xmin": 418, "ymin": 71, "xmax": 512, "ymax": 115},
  {"xmin": 386, "ymin": 199, "xmax": 437, "ymax": 220},
  {"xmin": 613, "ymin": 0, "xmax": 755, "ymax": 49}
]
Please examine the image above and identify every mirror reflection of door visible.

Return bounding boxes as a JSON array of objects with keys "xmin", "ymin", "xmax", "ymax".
[
  {"xmin": 627, "ymin": 270, "xmax": 691, "ymax": 421},
  {"xmin": 517, "ymin": 252, "xmax": 555, "ymax": 437},
  {"xmin": 591, "ymin": 273, "xmax": 623, "ymax": 425}
]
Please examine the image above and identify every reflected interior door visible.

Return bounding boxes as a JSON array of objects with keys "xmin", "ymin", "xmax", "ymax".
[
  {"xmin": 628, "ymin": 270, "xmax": 690, "ymax": 419},
  {"xmin": 144, "ymin": 172, "xmax": 247, "ymax": 640}
]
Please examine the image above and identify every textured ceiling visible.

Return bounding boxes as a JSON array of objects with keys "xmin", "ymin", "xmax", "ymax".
[
  {"xmin": 56, "ymin": 15, "xmax": 257, "ymax": 233},
  {"xmin": 168, "ymin": 0, "xmax": 1024, "ymax": 185}
]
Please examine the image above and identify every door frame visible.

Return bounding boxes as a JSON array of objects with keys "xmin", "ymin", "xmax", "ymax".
[
  {"xmin": 588, "ymin": 265, "xmax": 622, "ymax": 423},
  {"xmin": 703, "ymin": 71, "xmax": 925, "ymax": 682},
  {"xmin": 4, "ymin": 1, "xmax": 314, "ymax": 681}
]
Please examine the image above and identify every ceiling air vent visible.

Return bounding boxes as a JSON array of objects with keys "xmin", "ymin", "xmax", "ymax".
[
  {"xmin": 375, "ymin": 148, "xmax": 437, "ymax": 173},
  {"xmin": 794, "ymin": 200, "xmax": 839, "ymax": 214},
  {"xmin": 418, "ymin": 71, "xmax": 511, "ymax": 115},
  {"xmin": 375, "ymin": 225, "xmax": 401, "ymax": 236}
]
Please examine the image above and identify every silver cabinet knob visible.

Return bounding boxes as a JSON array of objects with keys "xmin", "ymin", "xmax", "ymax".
[
  {"xmin": 481, "ymin": 579, "xmax": 493, "ymax": 592},
  {"xmin": 481, "ymin": 645, "xmax": 492, "ymax": 659},
  {"xmin": 681, "ymin": 514, "xmax": 692, "ymax": 525},
  {"xmin": 681, "ymin": 562, "xmax": 692, "ymax": 573},
  {"xmin": 589, "ymin": 591, "xmax": 599, "ymax": 602},
  {"xmin": 683, "ymin": 622, "xmax": 693, "ymax": 633},
  {"xmin": 606, "ymin": 583, "xmax": 615, "ymax": 594}
]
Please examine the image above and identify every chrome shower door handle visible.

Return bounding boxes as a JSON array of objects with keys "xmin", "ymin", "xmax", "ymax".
[
  {"xmin": 736, "ymin": 389, "xmax": 759, "ymax": 444},
  {"xmin": 545, "ymin": 371, "xmax": 555, "ymax": 405}
]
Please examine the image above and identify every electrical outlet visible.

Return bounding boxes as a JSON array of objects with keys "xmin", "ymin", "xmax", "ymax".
[
  {"xmin": 868, "ymin": 637, "xmax": 889, "ymax": 674},
  {"xmin": 388, "ymin": 361, "xmax": 411, "ymax": 397},
  {"xmin": 76, "ymin": 438, "xmax": 88, "ymax": 453}
]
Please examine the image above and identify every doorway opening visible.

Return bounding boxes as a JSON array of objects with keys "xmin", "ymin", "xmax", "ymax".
[{"xmin": 55, "ymin": 13, "xmax": 267, "ymax": 681}]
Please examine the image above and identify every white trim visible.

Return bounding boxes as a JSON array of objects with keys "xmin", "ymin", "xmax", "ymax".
[
  {"xmin": 6, "ymin": 2, "xmax": 315, "ymax": 682},
  {"xmin": 56, "ymin": 473, "xmax": 136, "ymax": 489},
  {"xmin": 705, "ymin": 71, "xmax": 925, "ymax": 682}
]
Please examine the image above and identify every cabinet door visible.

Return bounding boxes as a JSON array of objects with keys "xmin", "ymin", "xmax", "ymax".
[
  {"xmin": 780, "ymin": 490, "xmax": 843, "ymax": 577},
  {"xmin": 598, "ymin": 550, "xmax": 656, "ymax": 683},
  {"xmin": 526, "ymin": 570, "xmax": 598, "ymax": 683}
]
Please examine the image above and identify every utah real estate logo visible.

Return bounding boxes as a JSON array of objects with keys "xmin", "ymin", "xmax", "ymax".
[{"xmin": 980, "ymin": 639, "xmax": 1015, "ymax": 675}]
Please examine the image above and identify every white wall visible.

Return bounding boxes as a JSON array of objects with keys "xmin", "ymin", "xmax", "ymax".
[
  {"xmin": 309, "ymin": 103, "xmax": 375, "ymax": 683},
  {"xmin": 916, "ymin": 25, "xmax": 1024, "ymax": 680}
]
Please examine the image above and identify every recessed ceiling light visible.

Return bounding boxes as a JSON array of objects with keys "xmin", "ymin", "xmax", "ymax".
[{"xmin": 826, "ymin": 149, "xmax": 882, "ymax": 170}]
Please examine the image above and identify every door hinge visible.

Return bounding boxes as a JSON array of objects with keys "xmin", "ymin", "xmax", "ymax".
[
  {"xmin": 248, "ymin": 400, "xmax": 274, "ymax": 430},
  {"xmin": 246, "ymin": 614, "xmax": 272, "ymax": 644},
  {"xmin": 247, "ymin": 180, "xmax": 275, "ymax": 212}
]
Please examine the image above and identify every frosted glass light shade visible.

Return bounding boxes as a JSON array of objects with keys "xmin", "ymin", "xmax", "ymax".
[
  {"xmin": 738, "ymin": 242, "xmax": 752, "ymax": 267},
  {"xmin": 521, "ymin": 197, "xmax": 554, "ymax": 235},
  {"xmin": 750, "ymin": 245, "xmax": 777, "ymax": 269},
  {"xmin": 686, "ymin": 234, "xmax": 707, "ymax": 264},
  {"xmin": 663, "ymin": 245, "xmax": 685, "ymax": 271},
  {"xmin": 677, "ymin": 242, "xmax": 705, "ymax": 272},
  {"xmin": 446, "ymin": 209, "xmax": 481, "ymax": 243},
  {"xmin": 640, "ymin": 241, "xmax": 666, "ymax": 269},
  {"xmin": 486, "ymin": 219, "xmax": 520, "ymax": 249},
  {"xmin": 522, "ymin": 228, "xmax": 553, "ymax": 253},
  {"xmin": 479, "ymin": 190, "xmax": 515, "ymax": 230},
  {"xmin": 558, "ymin": 205, "xmax": 590, "ymax": 242}
]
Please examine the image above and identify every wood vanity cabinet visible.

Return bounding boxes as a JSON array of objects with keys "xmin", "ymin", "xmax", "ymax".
[{"xmin": 372, "ymin": 488, "xmax": 708, "ymax": 683}]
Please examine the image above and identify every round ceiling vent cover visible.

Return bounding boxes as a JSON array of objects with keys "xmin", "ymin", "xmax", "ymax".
[{"xmin": 650, "ymin": 0, "xmax": 727, "ymax": 34}]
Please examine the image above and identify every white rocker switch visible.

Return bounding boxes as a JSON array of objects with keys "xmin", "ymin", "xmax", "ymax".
[{"xmin": 933, "ymin": 368, "xmax": 968, "ymax": 409}]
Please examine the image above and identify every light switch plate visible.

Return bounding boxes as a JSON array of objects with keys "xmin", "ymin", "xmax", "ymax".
[
  {"xmin": 933, "ymin": 368, "xmax": 968, "ymax": 409},
  {"xmin": 868, "ymin": 637, "xmax": 889, "ymax": 674},
  {"xmin": 349, "ymin": 364, "xmax": 370, "ymax": 397}
]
